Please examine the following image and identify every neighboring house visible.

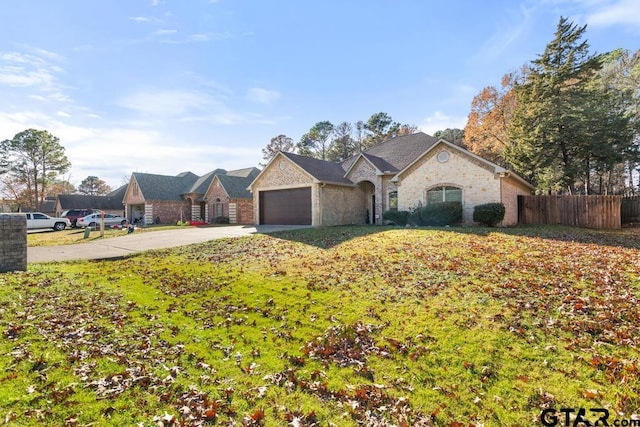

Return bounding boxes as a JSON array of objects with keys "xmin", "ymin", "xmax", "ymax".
[
  {"xmin": 55, "ymin": 186, "xmax": 128, "ymax": 217},
  {"xmin": 205, "ymin": 167, "xmax": 260, "ymax": 224},
  {"xmin": 41, "ymin": 197, "xmax": 56, "ymax": 215},
  {"xmin": 123, "ymin": 167, "xmax": 259, "ymax": 225},
  {"xmin": 249, "ymin": 132, "xmax": 534, "ymax": 226}
]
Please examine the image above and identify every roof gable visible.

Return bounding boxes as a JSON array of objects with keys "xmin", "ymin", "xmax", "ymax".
[
  {"xmin": 392, "ymin": 139, "xmax": 534, "ymax": 189},
  {"xmin": 187, "ymin": 170, "xmax": 217, "ymax": 195},
  {"xmin": 132, "ymin": 172, "xmax": 199, "ymax": 201},
  {"xmin": 215, "ymin": 173, "xmax": 256, "ymax": 199},
  {"xmin": 107, "ymin": 184, "xmax": 128, "ymax": 202},
  {"xmin": 343, "ymin": 153, "xmax": 402, "ymax": 178},
  {"xmin": 340, "ymin": 132, "xmax": 438, "ymax": 173},
  {"xmin": 280, "ymin": 152, "xmax": 352, "ymax": 185},
  {"xmin": 202, "ymin": 167, "xmax": 261, "ymax": 199}
]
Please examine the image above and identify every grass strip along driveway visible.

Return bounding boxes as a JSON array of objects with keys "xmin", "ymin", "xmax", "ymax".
[
  {"xmin": 27, "ymin": 225, "xmax": 186, "ymax": 247},
  {"xmin": 1, "ymin": 225, "xmax": 639, "ymax": 426}
]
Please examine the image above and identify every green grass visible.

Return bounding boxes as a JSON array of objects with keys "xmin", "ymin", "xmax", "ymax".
[
  {"xmin": 26, "ymin": 224, "xmax": 186, "ymax": 247},
  {"xmin": 2, "ymin": 225, "xmax": 639, "ymax": 426}
]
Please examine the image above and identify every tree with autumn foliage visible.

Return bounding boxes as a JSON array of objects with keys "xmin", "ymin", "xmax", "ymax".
[{"xmin": 464, "ymin": 69, "xmax": 525, "ymax": 166}]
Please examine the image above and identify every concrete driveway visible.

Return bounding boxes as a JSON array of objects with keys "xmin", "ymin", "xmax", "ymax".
[{"xmin": 28, "ymin": 225, "xmax": 306, "ymax": 263}]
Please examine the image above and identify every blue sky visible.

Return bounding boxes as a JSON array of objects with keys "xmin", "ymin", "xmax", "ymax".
[{"xmin": 1, "ymin": 0, "xmax": 639, "ymax": 189}]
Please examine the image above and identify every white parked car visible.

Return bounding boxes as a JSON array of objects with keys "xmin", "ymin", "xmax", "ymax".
[
  {"xmin": 25, "ymin": 212, "xmax": 71, "ymax": 231},
  {"xmin": 76, "ymin": 212, "xmax": 128, "ymax": 228}
]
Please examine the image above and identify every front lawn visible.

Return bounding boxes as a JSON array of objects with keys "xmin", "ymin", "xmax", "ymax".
[
  {"xmin": 2, "ymin": 226, "xmax": 639, "ymax": 426},
  {"xmin": 27, "ymin": 225, "xmax": 185, "ymax": 247}
]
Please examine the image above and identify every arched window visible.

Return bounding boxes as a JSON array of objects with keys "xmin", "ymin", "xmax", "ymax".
[
  {"xmin": 426, "ymin": 186, "xmax": 462, "ymax": 204},
  {"xmin": 388, "ymin": 191, "xmax": 398, "ymax": 211},
  {"xmin": 214, "ymin": 198, "xmax": 223, "ymax": 218}
]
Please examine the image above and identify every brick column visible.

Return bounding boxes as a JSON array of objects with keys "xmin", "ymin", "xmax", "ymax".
[{"xmin": 0, "ymin": 214, "xmax": 27, "ymax": 272}]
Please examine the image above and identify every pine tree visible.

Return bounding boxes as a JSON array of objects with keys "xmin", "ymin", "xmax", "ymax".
[{"xmin": 507, "ymin": 17, "xmax": 604, "ymax": 192}]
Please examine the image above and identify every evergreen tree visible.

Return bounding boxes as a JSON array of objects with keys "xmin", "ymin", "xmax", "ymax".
[
  {"xmin": 327, "ymin": 122, "xmax": 356, "ymax": 162},
  {"xmin": 507, "ymin": 17, "xmax": 604, "ymax": 192},
  {"xmin": 0, "ymin": 129, "xmax": 70, "ymax": 210},
  {"xmin": 297, "ymin": 121, "xmax": 335, "ymax": 160},
  {"xmin": 261, "ymin": 134, "xmax": 295, "ymax": 166},
  {"xmin": 78, "ymin": 176, "xmax": 112, "ymax": 195}
]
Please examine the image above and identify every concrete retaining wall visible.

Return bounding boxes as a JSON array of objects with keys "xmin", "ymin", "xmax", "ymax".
[{"xmin": 0, "ymin": 214, "xmax": 27, "ymax": 272}]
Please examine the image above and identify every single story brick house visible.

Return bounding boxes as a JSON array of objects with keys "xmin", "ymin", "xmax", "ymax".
[
  {"xmin": 248, "ymin": 132, "xmax": 534, "ymax": 226},
  {"xmin": 123, "ymin": 167, "xmax": 259, "ymax": 225},
  {"xmin": 55, "ymin": 186, "xmax": 128, "ymax": 217},
  {"xmin": 206, "ymin": 167, "xmax": 260, "ymax": 224}
]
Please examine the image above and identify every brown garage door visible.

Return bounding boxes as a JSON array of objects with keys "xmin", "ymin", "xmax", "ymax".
[{"xmin": 259, "ymin": 187, "xmax": 312, "ymax": 225}]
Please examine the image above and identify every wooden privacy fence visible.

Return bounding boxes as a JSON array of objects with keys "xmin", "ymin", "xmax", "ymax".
[
  {"xmin": 518, "ymin": 195, "xmax": 622, "ymax": 229},
  {"xmin": 621, "ymin": 196, "xmax": 640, "ymax": 224}
]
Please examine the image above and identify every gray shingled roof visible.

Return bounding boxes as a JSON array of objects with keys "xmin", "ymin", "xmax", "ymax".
[
  {"xmin": 188, "ymin": 170, "xmax": 217, "ymax": 195},
  {"xmin": 107, "ymin": 184, "xmax": 128, "ymax": 202},
  {"xmin": 361, "ymin": 154, "xmax": 397, "ymax": 173},
  {"xmin": 359, "ymin": 132, "xmax": 438, "ymax": 171},
  {"xmin": 226, "ymin": 167, "xmax": 259, "ymax": 178},
  {"xmin": 132, "ymin": 167, "xmax": 260, "ymax": 202},
  {"xmin": 133, "ymin": 172, "xmax": 199, "ymax": 201},
  {"xmin": 281, "ymin": 152, "xmax": 353, "ymax": 184},
  {"xmin": 57, "ymin": 194, "xmax": 125, "ymax": 210},
  {"xmin": 216, "ymin": 171, "xmax": 259, "ymax": 199},
  {"xmin": 280, "ymin": 134, "xmax": 437, "ymax": 184}
]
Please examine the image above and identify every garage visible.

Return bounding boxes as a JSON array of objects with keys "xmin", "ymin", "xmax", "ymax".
[{"xmin": 259, "ymin": 187, "xmax": 312, "ymax": 225}]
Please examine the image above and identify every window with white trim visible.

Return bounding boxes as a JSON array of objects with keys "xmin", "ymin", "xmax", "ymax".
[{"xmin": 426, "ymin": 186, "xmax": 462, "ymax": 204}]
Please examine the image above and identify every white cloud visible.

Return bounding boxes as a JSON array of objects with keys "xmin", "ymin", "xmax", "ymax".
[
  {"xmin": 538, "ymin": 0, "xmax": 640, "ymax": 27},
  {"xmin": 116, "ymin": 89, "xmax": 215, "ymax": 117},
  {"xmin": 188, "ymin": 33, "xmax": 212, "ymax": 42},
  {"xmin": 30, "ymin": 48, "xmax": 64, "ymax": 62},
  {"xmin": 152, "ymin": 29, "xmax": 178, "ymax": 36},
  {"xmin": 473, "ymin": 4, "xmax": 535, "ymax": 63},
  {"xmin": 56, "ymin": 111, "xmax": 70, "ymax": 118},
  {"xmin": 0, "ymin": 108, "xmax": 260, "ymax": 187},
  {"xmin": 246, "ymin": 88, "xmax": 280, "ymax": 105},
  {"xmin": 585, "ymin": 0, "xmax": 640, "ymax": 26},
  {"xmin": 0, "ymin": 50, "xmax": 65, "ymax": 93},
  {"xmin": 418, "ymin": 111, "xmax": 467, "ymax": 135}
]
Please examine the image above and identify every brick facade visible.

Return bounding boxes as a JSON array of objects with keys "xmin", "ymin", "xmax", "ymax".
[
  {"xmin": 234, "ymin": 198, "xmax": 253, "ymax": 225},
  {"xmin": 500, "ymin": 176, "xmax": 532, "ymax": 226},
  {"xmin": 320, "ymin": 184, "xmax": 362, "ymax": 226},
  {"xmin": 345, "ymin": 157, "xmax": 385, "ymax": 224},
  {"xmin": 208, "ymin": 179, "xmax": 228, "ymax": 221},
  {"xmin": 206, "ymin": 179, "xmax": 254, "ymax": 224},
  {"xmin": 396, "ymin": 147, "xmax": 501, "ymax": 223},
  {"xmin": 395, "ymin": 145, "xmax": 532, "ymax": 225},
  {"xmin": 147, "ymin": 201, "xmax": 190, "ymax": 224}
]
